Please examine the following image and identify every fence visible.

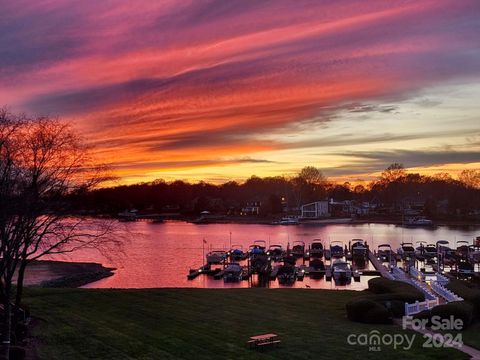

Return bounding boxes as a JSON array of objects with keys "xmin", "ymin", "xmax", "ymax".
[
  {"xmin": 405, "ymin": 298, "xmax": 440, "ymax": 316},
  {"xmin": 410, "ymin": 278, "xmax": 437, "ymax": 300},
  {"xmin": 431, "ymin": 281, "xmax": 463, "ymax": 302},
  {"xmin": 391, "ymin": 266, "xmax": 407, "ymax": 280},
  {"xmin": 409, "ymin": 266, "xmax": 425, "ymax": 281},
  {"xmin": 435, "ymin": 272, "xmax": 449, "ymax": 285}
]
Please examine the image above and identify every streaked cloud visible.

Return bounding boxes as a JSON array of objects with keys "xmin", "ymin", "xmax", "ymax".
[{"xmin": 1, "ymin": 0, "xmax": 480, "ymax": 183}]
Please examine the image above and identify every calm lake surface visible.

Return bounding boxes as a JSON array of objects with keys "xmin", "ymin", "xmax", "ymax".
[{"xmin": 53, "ymin": 221, "xmax": 480, "ymax": 289}]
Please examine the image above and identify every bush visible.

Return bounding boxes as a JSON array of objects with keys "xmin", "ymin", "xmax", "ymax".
[
  {"xmin": 430, "ymin": 301, "xmax": 474, "ymax": 329},
  {"xmin": 363, "ymin": 305, "xmax": 392, "ymax": 324},
  {"xmin": 346, "ymin": 298, "xmax": 392, "ymax": 324},
  {"xmin": 368, "ymin": 278, "xmax": 424, "ymax": 300},
  {"xmin": 445, "ymin": 279, "xmax": 480, "ymax": 318}
]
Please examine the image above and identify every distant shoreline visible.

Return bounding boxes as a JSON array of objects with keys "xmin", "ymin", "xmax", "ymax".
[{"xmin": 177, "ymin": 216, "xmax": 480, "ymax": 227}]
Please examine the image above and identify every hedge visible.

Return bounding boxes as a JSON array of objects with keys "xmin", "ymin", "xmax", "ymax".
[
  {"xmin": 445, "ymin": 279, "xmax": 480, "ymax": 318},
  {"xmin": 346, "ymin": 298, "xmax": 392, "ymax": 324},
  {"xmin": 368, "ymin": 277, "xmax": 424, "ymax": 300},
  {"xmin": 430, "ymin": 301, "xmax": 474, "ymax": 329}
]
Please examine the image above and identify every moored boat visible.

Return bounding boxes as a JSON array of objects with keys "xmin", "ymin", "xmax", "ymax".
[
  {"xmin": 223, "ymin": 263, "xmax": 243, "ymax": 282},
  {"xmin": 206, "ymin": 250, "xmax": 227, "ymax": 264},
  {"xmin": 377, "ymin": 244, "xmax": 393, "ymax": 263},
  {"xmin": 229, "ymin": 245, "xmax": 247, "ymax": 261},
  {"xmin": 332, "ymin": 259, "xmax": 352, "ymax": 284},
  {"xmin": 330, "ymin": 241, "xmax": 345, "ymax": 259},
  {"xmin": 309, "ymin": 239, "xmax": 324, "ymax": 259},
  {"xmin": 266, "ymin": 244, "xmax": 285, "ymax": 262},
  {"xmin": 291, "ymin": 241, "xmax": 305, "ymax": 258},
  {"xmin": 397, "ymin": 242, "xmax": 415, "ymax": 259},
  {"xmin": 350, "ymin": 238, "xmax": 368, "ymax": 267},
  {"xmin": 277, "ymin": 262, "xmax": 297, "ymax": 284}
]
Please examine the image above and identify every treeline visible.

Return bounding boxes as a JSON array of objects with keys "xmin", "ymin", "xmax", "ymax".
[{"xmin": 71, "ymin": 165, "xmax": 480, "ymax": 219}]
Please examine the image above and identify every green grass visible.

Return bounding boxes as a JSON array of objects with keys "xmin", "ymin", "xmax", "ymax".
[
  {"xmin": 462, "ymin": 322, "xmax": 480, "ymax": 350},
  {"xmin": 23, "ymin": 288, "xmax": 468, "ymax": 360}
]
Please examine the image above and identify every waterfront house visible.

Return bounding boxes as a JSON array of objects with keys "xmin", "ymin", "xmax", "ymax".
[{"xmin": 300, "ymin": 201, "xmax": 330, "ymax": 219}]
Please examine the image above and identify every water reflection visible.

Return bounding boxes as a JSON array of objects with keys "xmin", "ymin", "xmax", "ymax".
[{"xmin": 49, "ymin": 220, "xmax": 479, "ymax": 289}]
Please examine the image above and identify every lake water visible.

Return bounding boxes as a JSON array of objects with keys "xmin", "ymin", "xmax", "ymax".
[{"xmin": 52, "ymin": 221, "xmax": 479, "ymax": 289}]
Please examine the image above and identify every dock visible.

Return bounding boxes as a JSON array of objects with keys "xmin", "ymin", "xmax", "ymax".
[
  {"xmin": 368, "ymin": 250, "xmax": 394, "ymax": 280},
  {"xmin": 187, "ymin": 264, "xmax": 211, "ymax": 280}
]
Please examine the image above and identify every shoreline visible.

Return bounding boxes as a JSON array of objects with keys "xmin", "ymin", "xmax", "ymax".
[
  {"xmin": 181, "ymin": 217, "xmax": 480, "ymax": 227},
  {"xmin": 20, "ymin": 260, "xmax": 115, "ymax": 289}
]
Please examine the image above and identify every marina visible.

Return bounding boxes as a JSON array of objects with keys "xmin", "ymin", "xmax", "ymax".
[{"xmin": 69, "ymin": 221, "xmax": 480, "ymax": 290}]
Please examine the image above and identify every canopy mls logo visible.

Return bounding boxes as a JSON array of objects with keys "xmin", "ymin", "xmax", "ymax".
[
  {"xmin": 348, "ymin": 315, "xmax": 464, "ymax": 352},
  {"xmin": 347, "ymin": 330, "xmax": 416, "ymax": 352}
]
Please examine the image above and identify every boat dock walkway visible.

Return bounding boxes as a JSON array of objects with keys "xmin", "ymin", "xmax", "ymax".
[{"xmin": 368, "ymin": 250, "xmax": 394, "ymax": 280}]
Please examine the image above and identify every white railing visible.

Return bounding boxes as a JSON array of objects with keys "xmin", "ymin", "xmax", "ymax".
[
  {"xmin": 391, "ymin": 266, "xmax": 407, "ymax": 280},
  {"xmin": 405, "ymin": 298, "xmax": 440, "ymax": 316},
  {"xmin": 431, "ymin": 281, "xmax": 463, "ymax": 302},
  {"xmin": 410, "ymin": 278, "xmax": 437, "ymax": 300},
  {"xmin": 409, "ymin": 266, "xmax": 425, "ymax": 281},
  {"xmin": 435, "ymin": 272, "xmax": 449, "ymax": 285}
]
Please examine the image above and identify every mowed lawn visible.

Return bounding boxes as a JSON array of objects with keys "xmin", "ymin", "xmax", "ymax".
[{"xmin": 23, "ymin": 288, "xmax": 467, "ymax": 360}]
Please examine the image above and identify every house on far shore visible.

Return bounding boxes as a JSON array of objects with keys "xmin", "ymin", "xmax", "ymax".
[
  {"xmin": 241, "ymin": 201, "xmax": 261, "ymax": 216},
  {"xmin": 300, "ymin": 201, "xmax": 330, "ymax": 219}
]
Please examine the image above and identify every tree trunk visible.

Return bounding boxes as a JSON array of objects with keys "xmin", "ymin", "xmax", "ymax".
[
  {"xmin": 12, "ymin": 261, "xmax": 27, "ymax": 327},
  {"xmin": 1, "ymin": 289, "xmax": 11, "ymax": 360}
]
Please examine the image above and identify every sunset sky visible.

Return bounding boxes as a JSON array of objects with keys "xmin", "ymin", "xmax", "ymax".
[{"xmin": 2, "ymin": 0, "xmax": 480, "ymax": 184}]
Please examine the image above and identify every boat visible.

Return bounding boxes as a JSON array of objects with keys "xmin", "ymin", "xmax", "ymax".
[
  {"xmin": 117, "ymin": 209, "xmax": 138, "ymax": 221},
  {"xmin": 415, "ymin": 241, "xmax": 427, "ymax": 261},
  {"xmin": 277, "ymin": 263, "xmax": 297, "ymax": 284},
  {"xmin": 249, "ymin": 240, "xmax": 267, "ymax": 256},
  {"xmin": 273, "ymin": 217, "xmax": 299, "ymax": 225},
  {"xmin": 223, "ymin": 263, "xmax": 243, "ymax": 282},
  {"xmin": 405, "ymin": 217, "xmax": 434, "ymax": 226},
  {"xmin": 266, "ymin": 244, "xmax": 285, "ymax": 262},
  {"xmin": 377, "ymin": 244, "xmax": 393, "ymax": 263},
  {"xmin": 397, "ymin": 242, "xmax": 415, "ymax": 259},
  {"xmin": 206, "ymin": 250, "xmax": 227, "ymax": 264},
  {"xmin": 249, "ymin": 241, "xmax": 270, "ymax": 274},
  {"xmin": 291, "ymin": 241, "xmax": 305, "ymax": 258},
  {"xmin": 330, "ymin": 241, "xmax": 345, "ymax": 258},
  {"xmin": 229, "ymin": 245, "xmax": 247, "ymax": 261},
  {"xmin": 457, "ymin": 260, "xmax": 475, "ymax": 276},
  {"xmin": 309, "ymin": 258, "xmax": 325, "ymax": 272},
  {"xmin": 350, "ymin": 239, "xmax": 368, "ymax": 267},
  {"xmin": 424, "ymin": 244, "xmax": 437, "ymax": 259},
  {"xmin": 456, "ymin": 240, "xmax": 470, "ymax": 259},
  {"xmin": 309, "ymin": 239, "xmax": 324, "ymax": 259},
  {"xmin": 331, "ymin": 259, "xmax": 352, "ymax": 284},
  {"xmin": 469, "ymin": 245, "xmax": 480, "ymax": 263},
  {"xmin": 436, "ymin": 240, "xmax": 456, "ymax": 267},
  {"xmin": 250, "ymin": 253, "xmax": 271, "ymax": 275}
]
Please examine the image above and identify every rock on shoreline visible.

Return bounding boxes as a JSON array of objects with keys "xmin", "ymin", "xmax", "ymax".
[{"xmin": 16, "ymin": 260, "xmax": 115, "ymax": 288}]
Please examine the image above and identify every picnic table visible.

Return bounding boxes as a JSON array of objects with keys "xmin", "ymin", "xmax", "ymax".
[{"xmin": 247, "ymin": 333, "xmax": 281, "ymax": 350}]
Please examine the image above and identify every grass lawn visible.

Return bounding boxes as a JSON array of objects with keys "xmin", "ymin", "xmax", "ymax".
[
  {"xmin": 462, "ymin": 322, "xmax": 480, "ymax": 350},
  {"xmin": 23, "ymin": 288, "xmax": 468, "ymax": 360}
]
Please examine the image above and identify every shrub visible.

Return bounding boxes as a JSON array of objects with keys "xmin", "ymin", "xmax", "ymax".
[
  {"xmin": 346, "ymin": 298, "xmax": 378, "ymax": 322},
  {"xmin": 368, "ymin": 278, "xmax": 424, "ymax": 300},
  {"xmin": 346, "ymin": 298, "xmax": 392, "ymax": 324},
  {"xmin": 445, "ymin": 279, "xmax": 480, "ymax": 318},
  {"xmin": 363, "ymin": 305, "xmax": 392, "ymax": 324},
  {"xmin": 430, "ymin": 301, "xmax": 474, "ymax": 329}
]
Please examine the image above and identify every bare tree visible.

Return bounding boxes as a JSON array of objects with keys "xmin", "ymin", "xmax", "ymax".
[
  {"xmin": 380, "ymin": 163, "xmax": 406, "ymax": 183},
  {"xmin": 0, "ymin": 108, "xmax": 119, "ymax": 359},
  {"xmin": 459, "ymin": 169, "xmax": 480, "ymax": 189}
]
